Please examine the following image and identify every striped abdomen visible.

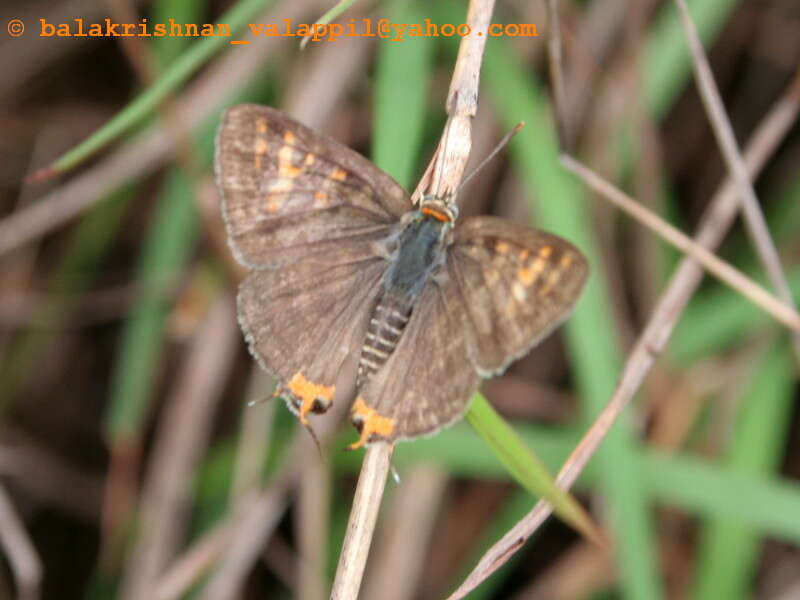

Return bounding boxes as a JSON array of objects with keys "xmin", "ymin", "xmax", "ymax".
[{"xmin": 357, "ymin": 294, "xmax": 413, "ymax": 387}]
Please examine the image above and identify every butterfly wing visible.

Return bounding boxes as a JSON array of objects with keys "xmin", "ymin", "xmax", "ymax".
[
  {"xmin": 215, "ymin": 104, "xmax": 412, "ymax": 269},
  {"xmin": 345, "ymin": 216, "xmax": 587, "ymax": 448},
  {"xmin": 216, "ymin": 104, "xmax": 412, "ymax": 424},
  {"xmin": 238, "ymin": 241, "xmax": 386, "ymax": 423},
  {"xmin": 347, "ymin": 279, "xmax": 479, "ymax": 447},
  {"xmin": 448, "ymin": 216, "xmax": 589, "ymax": 376}
]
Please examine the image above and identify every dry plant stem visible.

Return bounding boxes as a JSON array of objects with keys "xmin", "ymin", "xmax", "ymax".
[
  {"xmin": 673, "ymin": 0, "xmax": 800, "ymax": 362},
  {"xmin": 198, "ymin": 388, "xmax": 353, "ymax": 599},
  {"xmin": 561, "ymin": 156, "xmax": 800, "ymax": 333},
  {"xmin": 230, "ymin": 369, "xmax": 276, "ymax": 501},
  {"xmin": 158, "ymin": 24, "xmax": 373, "ymax": 600},
  {"xmin": 297, "ymin": 457, "xmax": 329, "ymax": 600},
  {"xmin": 332, "ymin": 1, "xmax": 495, "ymax": 597},
  {"xmin": 0, "ymin": 485, "xmax": 41, "ymax": 600},
  {"xmin": 544, "ymin": 0, "xmax": 568, "ymax": 147},
  {"xmin": 446, "ymin": 67, "xmax": 800, "ymax": 600},
  {"xmin": 199, "ymin": 485, "xmax": 293, "ymax": 600},
  {"xmin": 0, "ymin": 0, "xmax": 320, "ymax": 258},
  {"xmin": 155, "ymin": 487, "xmax": 287, "ymax": 600},
  {"xmin": 120, "ymin": 296, "xmax": 239, "ymax": 600},
  {"xmin": 412, "ymin": 0, "xmax": 496, "ymax": 202},
  {"xmin": 330, "ymin": 444, "xmax": 395, "ymax": 600},
  {"xmin": 361, "ymin": 467, "xmax": 448, "ymax": 600}
]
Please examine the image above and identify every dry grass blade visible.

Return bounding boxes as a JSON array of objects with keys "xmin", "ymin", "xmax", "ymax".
[
  {"xmin": 0, "ymin": 0, "xmax": 320, "ymax": 258},
  {"xmin": 672, "ymin": 0, "xmax": 800, "ymax": 362},
  {"xmin": 544, "ymin": 0, "xmax": 569, "ymax": 147},
  {"xmin": 361, "ymin": 466, "xmax": 448, "ymax": 600},
  {"xmin": 446, "ymin": 63, "xmax": 800, "ymax": 600},
  {"xmin": 561, "ymin": 156, "xmax": 800, "ymax": 333},
  {"xmin": 297, "ymin": 455, "xmax": 329, "ymax": 600},
  {"xmin": 155, "ymin": 516, "xmax": 236, "ymax": 600},
  {"xmin": 0, "ymin": 485, "xmax": 41, "ymax": 600},
  {"xmin": 120, "ymin": 295, "xmax": 239, "ymax": 599},
  {"xmin": 330, "ymin": 444, "xmax": 395, "ymax": 600},
  {"xmin": 331, "ymin": 0, "xmax": 496, "ymax": 596}
]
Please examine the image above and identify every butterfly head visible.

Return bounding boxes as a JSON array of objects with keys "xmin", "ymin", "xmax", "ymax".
[{"xmin": 419, "ymin": 195, "xmax": 458, "ymax": 228}]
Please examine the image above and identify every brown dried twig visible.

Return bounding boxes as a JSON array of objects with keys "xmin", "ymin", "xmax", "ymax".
[
  {"xmin": 0, "ymin": 0, "xmax": 321, "ymax": 258},
  {"xmin": 447, "ymin": 59, "xmax": 800, "ymax": 600},
  {"xmin": 560, "ymin": 156, "xmax": 800, "ymax": 333},
  {"xmin": 330, "ymin": 1, "xmax": 496, "ymax": 598},
  {"xmin": 119, "ymin": 296, "xmax": 239, "ymax": 600},
  {"xmin": 672, "ymin": 0, "xmax": 800, "ymax": 362}
]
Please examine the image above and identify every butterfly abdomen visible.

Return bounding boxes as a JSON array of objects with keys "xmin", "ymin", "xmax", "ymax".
[{"xmin": 358, "ymin": 293, "xmax": 413, "ymax": 386}]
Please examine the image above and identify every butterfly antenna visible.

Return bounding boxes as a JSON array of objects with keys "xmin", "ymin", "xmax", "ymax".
[
  {"xmin": 304, "ymin": 422, "xmax": 324, "ymax": 459},
  {"xmin": 247, "ymin": 388, "xmax": 283, "ymax": 407},
  {"xmin": 458, "ymin": 122, "xmax": 525, "ymax": 191}
]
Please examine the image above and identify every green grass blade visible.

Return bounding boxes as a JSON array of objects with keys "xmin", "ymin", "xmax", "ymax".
[
  {"xmin": 47, "ymin": 0, "xmax": 275, "ymax": 175},
  {"xmin": 483, "ymin": 38, "xmax": 662, "ymax": 598},
  {"xmin": 645, "ymin": 0, "xmax": 742, "ymax": 118},
  {"xmin": 467, "ymin": 394, "xmax": 603, "ymax": 544},
  {"xmin": 371, "ymin": 0, "xmax": 434, "ymax": 186},
  {"xmin": 105, "ymin": 169, "xmax": 198, "ymax": 442},
  {"xmin": 300, "ymin": 0, "xmax": 358, "ymax": 48},
  {"xmin": 690, "ymin": 344, "xmax": 794, "ymax": 599},
  {"xmin": 337, "ymin": 422, "xmax": 800, "ymax": 546},
  {"xmin": 152, "ymin": 0, "xmax": 208, "ymax": 67}
]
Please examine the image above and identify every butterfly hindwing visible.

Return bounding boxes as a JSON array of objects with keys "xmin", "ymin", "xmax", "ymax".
[
  {"xmin": 238, "ymin": 241, "xmax": 387, "ymax": 423},
  {"xmin": 215, "ymin": 104, "xmax": 412, "ymax": 268},
  {"xmin": 348, "ymin": 280, "xmax": 479, "ymax": 447},
  {"xmin": 448, "ymin": 216, "xmax": 589, "ymax": 376}
]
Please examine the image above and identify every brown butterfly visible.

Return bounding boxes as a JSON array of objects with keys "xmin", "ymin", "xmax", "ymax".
[{"xmin": 215, "ymin": 105, "xmax": 588, "ymax": 449}]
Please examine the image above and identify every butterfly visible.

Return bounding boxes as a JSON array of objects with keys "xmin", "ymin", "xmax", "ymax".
[{"xmin": 215, "ymin": 104, "xmax": 588, "ymax": 449}]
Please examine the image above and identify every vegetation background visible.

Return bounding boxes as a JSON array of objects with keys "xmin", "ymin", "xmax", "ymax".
[{"xmin": 0, "ymin": 0, "xmax": 799, "ymax": 598}]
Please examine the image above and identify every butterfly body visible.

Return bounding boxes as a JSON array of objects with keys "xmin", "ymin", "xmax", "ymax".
[
  {"xmin": 359, "ymin": 208, "xmax": 451, "ymax": 386},
  {"xmin": 216, "ymin": 105, "xmax": 589, "ymax": 449}
]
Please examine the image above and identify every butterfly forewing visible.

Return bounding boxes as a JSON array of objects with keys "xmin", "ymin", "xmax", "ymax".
[
  {"xmin": 215, "ymin": 104, "xmax": 411, "ymax": 268},
  {"xmin": 449, "ymin": 216, "xmax": 588, "ymax": 376}
]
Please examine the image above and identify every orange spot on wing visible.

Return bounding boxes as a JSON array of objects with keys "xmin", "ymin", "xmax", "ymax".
[
  {"xmin": 330, "ymin": 167, "xmax": 348, "ymax": 181},
  {"xmin": 304, "ymin": 153, "xmax": 316, "ymax": 166},
  {"xmin": 278, "ymin": 144, "xmax": 302, "ymax": 178},
  {"xmin": 540, "ymin": 245, "xmax": 553, "ymax": 258},
  {"xmin": 279, "ymin": 163, "xmax": 303, "ymax": 178},
  {"xmin": 538, "ymin": 268, "xmax": 563, "ymax": 297},
  {"xmin": 495, "ymin": 241, "xmax": 510, "ymax": 254},
  {"xmin": 256, "ymin": 118, "xmax": 268, "ymax": 134},
  {"xmin": 519, "ymin": 256, "xmax": 548, "ymax": 287},
  {"xmin": 287, "ymin": 372, "xmax": 335, "ymax": 425},
  {"xmin": 347, "ymin": 397, "xmax": 396, "ymax": 450},
  {"xmin": 518, "ymin": 266, "xmax": 536, "ymax": 286},
  {"xmin": 253, "ymin": 138, "xmax": 268, "ymax": 169},
  {"xmin": 264, "ymin": 195, "xmax": 281, "ymax": 214},
  {"xmin": 283, "ymin": 130, "xmax": 297, "ymax": 144}
]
